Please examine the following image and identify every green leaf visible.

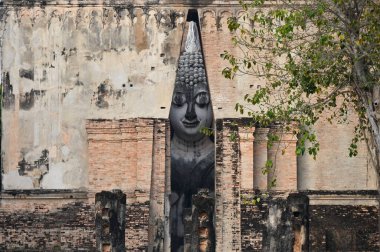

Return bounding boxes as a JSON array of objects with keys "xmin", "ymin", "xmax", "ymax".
[{"xmin": 265, "ymin": 159, "xmax": 273, "ymax": 169}]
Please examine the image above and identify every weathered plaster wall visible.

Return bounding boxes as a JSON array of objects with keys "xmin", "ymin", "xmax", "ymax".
[
  {"xmin": 1, "ymin": 5, "xmax": 184, "ymax": 189},
  {"xmin": 297, "ymin": 113, "xmax": 378, "ymax": 190}
]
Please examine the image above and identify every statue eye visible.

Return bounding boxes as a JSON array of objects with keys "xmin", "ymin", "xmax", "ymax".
[
  {"xmin": 195, "ymin": 92, "xmax": 210, "ymax": 106},
  {"xmin": 172, "ymin": 92, "xmax": 186, "ymax": 106}
]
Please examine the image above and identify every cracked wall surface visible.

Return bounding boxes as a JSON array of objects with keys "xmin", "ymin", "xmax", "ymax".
[{"xmin": 1, "ymin": 5, "xmax": 185, "ymax": 189}]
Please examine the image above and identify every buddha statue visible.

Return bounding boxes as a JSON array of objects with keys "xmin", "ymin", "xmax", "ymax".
[{"xmin": 169, "ymin": 21, "xmax": 215, "ymax": 252}]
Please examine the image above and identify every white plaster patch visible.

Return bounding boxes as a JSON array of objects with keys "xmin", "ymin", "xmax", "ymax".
[
  {"xmin": 40, "ymin": 163, "xmax": 67, "ymax": 189},
  {"xmin": 268, "ymin": 205, "xmax": 282, "ymax": 229},
  {"xmin": 61, "ymin": 145, "xmax": 70, "ymax": 159},
  {"xmin": 3, "ymin": 171, "xmax": 34, "ymax": 189},
  {"xmin": 62, "ymin": 159, "xmax": 85, "ymax": 187}
]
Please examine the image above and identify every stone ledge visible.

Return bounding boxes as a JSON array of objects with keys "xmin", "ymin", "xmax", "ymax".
[
  {"xmin": 307, "ymin": 195, "xmax": 379, "ymax": 206},
  {"xmin": 302, "ymin": 190, "xmax": 378, "ymax": 206},
  {"xmin": 241, "ymin": 190, "xmax": 379, "ymax": 206},
  {"xmin": 0, "ymin": 189, "xmax": 88, "ymax": 199},
  {"xmin": 302, "ymin": 190, "xmax": 379, "ymax": 195}
]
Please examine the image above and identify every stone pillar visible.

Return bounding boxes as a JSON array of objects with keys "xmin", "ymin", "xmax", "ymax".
[
  {"xmin": 95, "ymin": 190, "xmax": 127, "ymax": 252},
  {"xmin": 288, "ymin": 193, "xmax": 309, "ymax": 252},
  {"xmin": 263, "ymin": 193, "xmax": 309, "ymax": 252},
  {"xmin": 263, "ymin": 198, "xmax": 293, "ymax": 252},
  {"xmin": 253, "ymin": 128, "xmax": 270, "ymax": 190},
  {"xmin": 267, "ymin": 125, "xmax": 297, "ymax": 191},
  {"xmin": 215, "ymin": 119, "xmax": 241, "ymax": 251},
  {"xmin": 136, "ymin": 119, "xmax": 154, "ymax": 199},
  {"xmin": 239, "ymin": 126, "xmax": 255, "ymax": 191}
]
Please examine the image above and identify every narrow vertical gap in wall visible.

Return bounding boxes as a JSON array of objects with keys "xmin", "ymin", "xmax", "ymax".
[
  {"xmin": 187, "ymin": 9, "xmax": 206, "ymax": 81},
  {"xmin": 187, "ymin": 9, "xmax": 215, "ymax": 125},
  {"xmin": 169, "ymin": 9, "xmax": 216, "ymax": 252},
  {"xmin": 186, "ymin": 9, "xmax": 201, "ymax": 34}
]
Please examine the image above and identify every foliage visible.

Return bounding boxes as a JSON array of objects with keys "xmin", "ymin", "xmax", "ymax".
[
  {"xmin": 241, "ymin": 192, "xmax": 268, "ymax": 205},
  {"xmin": 222, "ymin": 0, "xmax": 380, "ymax": 172},
  {"xmin": 200, "ymin": 127, "xmax": 214, "ymax": 137}
]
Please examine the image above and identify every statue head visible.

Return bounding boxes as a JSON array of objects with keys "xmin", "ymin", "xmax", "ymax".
[{"xmin": 170, "ymin": 22, "xmax": 213, "ymax": 142}]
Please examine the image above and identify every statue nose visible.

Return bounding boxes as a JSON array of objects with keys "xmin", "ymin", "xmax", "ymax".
[{"xmin": 185, "ymin": 102, "xmax": 197, "ymax": 121}]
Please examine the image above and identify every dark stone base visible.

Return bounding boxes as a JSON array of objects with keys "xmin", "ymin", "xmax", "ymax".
[{"xmin": 240, "ymin": 190, "xmax": 379, "ymax": 252}]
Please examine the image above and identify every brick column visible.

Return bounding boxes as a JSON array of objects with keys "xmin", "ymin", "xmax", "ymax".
[
  {"xmin": 120, "ymin": 119, "xmax": 138, "ymax": 195},
  {"xmin": 148, "ymin": 119, "xmax": 169, "ymax": 252},
  {"xmin": 253, "ymin": 128, "xmax": 270, "ymax": 190},
  {"xmin": 267, "ymin": 125, "xmax": 297, "ymax": 191},
  {"xmin": 135, "ymin": 119, "xmax": 154, "ymax": 202},
  {"xmin": 239, "ymin": 126, "xmax": 255, "ymax": 191},
  {"xmin": 87, "ymin": 120, "xmax": 125, "ymax": 194},
  {"xmin": 87, "ymin": 119, "xmax": 155, "ymax": 200},
  {"xmin": 215, "ymin": 119, "xmax": 241, "ymax": 252}
]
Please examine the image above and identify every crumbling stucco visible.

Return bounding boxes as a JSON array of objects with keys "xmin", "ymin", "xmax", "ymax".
[{"xmin": 1, "ymin": 6, "xmax": 185, "ymax": 189}]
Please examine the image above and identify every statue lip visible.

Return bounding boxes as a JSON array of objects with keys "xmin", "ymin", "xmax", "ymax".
[{"xmin": 182, "ymin": 119, "xmax": 200, "ymax": 128}]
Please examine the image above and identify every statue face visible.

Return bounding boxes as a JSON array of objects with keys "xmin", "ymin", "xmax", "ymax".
[{"xmin": 170, "ymin": 85, "xmax": 213, "ymax": 142}]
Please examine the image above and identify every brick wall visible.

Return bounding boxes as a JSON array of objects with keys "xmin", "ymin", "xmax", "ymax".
[
  {"xmin": 0, "ymin": 195, "xmax": 96, "ymax": 251},
  {"xmin": 267, "ymin": 126, "xmax": 297, "ymax": 191},
  {"xmin": 0, "ymin": 192, "xmax": 153, "ymax": 251},
  {"xmin": 1, "ymin": 120, "xmax": 379, "ymax": 251},
  {"xmin": 86, "ymin": 118, "xmax": 170, "ymax": 250},
  {"xmin": 86, "ymin": 119, "xmax": 169, "ymax": 201},
  {"xmin": 309, "ymin": 205, "xmax": 379, "ymax": 251},
  {"xmin": 239, "ymin": 191, "xmax": 380, "ymax": 252},
  {"xmin": 126, "ymin": 203, "xmax": 150, "ymax": 251},
  {"xmin": 201, "ymin": 9, "xmax": 241, "ymax": 119},
  {"xmin": 240, "ymin": 190, "xmax": 268, "ymax": 252}
]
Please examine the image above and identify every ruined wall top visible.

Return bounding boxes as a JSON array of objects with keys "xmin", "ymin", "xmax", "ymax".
[{"xmin": 0, "ymin": 0, "xmax": 242, "ymax": 7}]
